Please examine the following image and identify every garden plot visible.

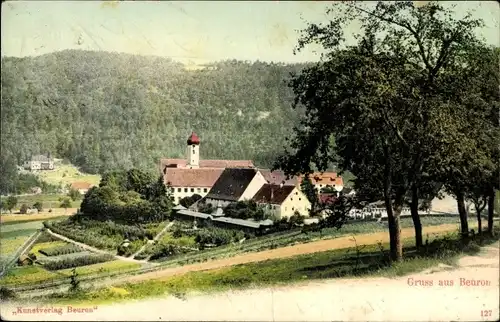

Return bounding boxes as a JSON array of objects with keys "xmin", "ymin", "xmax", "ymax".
[
  {"xmin": 45, "ymin": 217, "xmax": 170, "ymax": 257},
  {"xmin": 0, "ymin": 221, "xmax": 41, "ymax": 266}
]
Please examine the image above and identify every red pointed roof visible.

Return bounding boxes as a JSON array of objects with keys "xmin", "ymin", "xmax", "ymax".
[{"xmin": 187, "ymin": 132, "xmax": 200, "ymax": 145}]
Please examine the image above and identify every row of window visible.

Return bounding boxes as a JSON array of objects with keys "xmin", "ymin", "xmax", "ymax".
[{"xmin": 176, "ymin": 187, "xmax": 208, "ymax": 193}]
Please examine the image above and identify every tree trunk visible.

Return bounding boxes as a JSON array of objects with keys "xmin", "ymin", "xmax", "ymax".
[
  {"xmin": 475, "ymin": 204, "xmax": 482, "ymax": 235},
  {"xmin": 382, "ymin": 143, "xmax": 402, "ymax": 262},
  {"xmin": 487, "ymin": 188, "xmax": 495, "ymax": 235},
  {"xmin": 410, "ymin": 185, "xmax": 423, "ymax": 249},
  {"xmin": 456, "ymin": 191, "xmax": 469, "ymax": 238}
]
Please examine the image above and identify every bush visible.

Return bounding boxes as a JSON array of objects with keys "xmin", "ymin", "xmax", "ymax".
[
  {"xmin": 44, "ymin": 253, "xmax": 114, "ymax": 270},
  {"xmin": 19, "ymin": 204, "xmax": 29, "ymax": 214},
  {"xmin": 35, "ymin": 231, "xmax": 60, "ymax": 243},
  {"xmin": 39, "ymin": 244, "xmax": 82, "ymax": 256},
  {"xmin": 0, "ymin": 287, "xmax": 17, "ymax": 300},
  {"xmin": 289, "ymin": 212, "xmax": 305, "ymax": 226},
  {"xmin": 33, "ymin": 202, "xmax": 43, "ymax": 212}
]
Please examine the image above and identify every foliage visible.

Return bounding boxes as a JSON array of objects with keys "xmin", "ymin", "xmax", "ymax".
[
  {"xmin": 223, "ymin": 200, "xmax": 269, "ymax": 221},
  {"xmin": 4, "ymin": 196, "xmax": 18, "ymax": 213},
  {"xmin": 69, "ymin": 268, "xmax": 81, "ymax": 293},
  {"xmin": 19, "ymin": 204, "xmax": 28, "ymax": 214},
  {"xmin": 39, "ymin": 244, "xmax": 83, "ymax": 257},
  {"xmin": 117, "ymin": 240, "xmax": 146, "ymax": 257},
  {"xmin": 43, "ymin": 253, "xmax": 114, "ymax": 271},
  {"xmin": 80, "ymin": 169, "xmax": 173, "ymax": 224},
  {"xmin": 179, "ymin": 194, "xmax": 202, "ymax": 208},
  {"xmin": 288, "ymin": 212, "xmax": 306, "ymax": 226},
  {"xmin": 1, "ymin": 51, "xmax": 309, "ymax": 189},
  {"xmin": 300, "ymin": 176, "xmax": 319, "ymax": 214},
  {"xmin": 59, "ymin": 197, "xmax": 72, "ymax": 210},
  {"xmin": 68, "ymin": 188, "xmax": 81, "ymax": 202},
  {"xmin": 0, "ymin": 172, "xmax": 59, "ymax": 196},
  {"xmin": 273, "ymin": 1, "xmax": 493, "ymax": 260},
  {"xmin": 198, "ymin": 202, "xmax": 215, "ymax": 214},
  {"xmin": 33, "ymin": 201, "xmax": 43, "ymax": 212},
  {"xmin": 0, "ymin": 287, "xmax": 17, "ymax": 300}
]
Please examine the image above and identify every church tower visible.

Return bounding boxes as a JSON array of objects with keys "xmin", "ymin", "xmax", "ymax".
[{"xmin": 186, "ymin": 132, "xmax": 200, "ymax": 168}]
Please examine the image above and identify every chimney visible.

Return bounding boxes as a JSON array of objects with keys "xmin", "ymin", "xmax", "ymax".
[{"xmin": 280, "ymin": 181, "xmax": 284, "ymax": 189}]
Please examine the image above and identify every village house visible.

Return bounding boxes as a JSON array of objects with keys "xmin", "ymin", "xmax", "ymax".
[
  {"xmin": 258, "ymin": 169, "xmax": 298, "ymax": 186},
  {"xmin": 204, "ymin": 168, "xmax": 267, "ymax": 208},
  {"xmin": 23, "ymin": 153, "xmax": 54, "ymax": 171},
  {"xmin": 252, "ymin": 184, "xmax": 311, "ymax": 219},
  {"xmin": 70, "ymin": 181, "xmax": 95, "ymax": 195},
  {"xmin": 160, "ymin": 132, "xmax": 255, "ymax": 204},
  {"xmin": 297, "ymin": 172, "xmax": 344, "ymax": 194}
]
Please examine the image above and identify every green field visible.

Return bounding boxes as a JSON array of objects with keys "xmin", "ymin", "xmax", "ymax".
[{"xmin": 36, "ymin": 163, "xmax": 101, "ymax": 188}]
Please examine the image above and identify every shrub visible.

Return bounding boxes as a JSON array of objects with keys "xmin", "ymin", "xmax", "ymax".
[
  {"xmin": 289, "ymin": 212, "xmax": 305, "ymax": 226},
  {"xmin": 35, "ymin": 231, "xmax": 60, "ymax": 243},
  {"xmin": 33, "ymin": 202, "xmax": 43, "ymax": 212},
  {"xmin": 19, "ymin": 204, "xmax": 29, "ymax": 214},
  {"xmin": 0, "ymin": 287, "xmax": 17, "ymax": 300},
  {"xmin": 39, "ymin": 244, "xmax": 83, "ymax": 256},
  {"xmin": 44, "ymin": 254, "xmax": 114, "ymax": 270}
]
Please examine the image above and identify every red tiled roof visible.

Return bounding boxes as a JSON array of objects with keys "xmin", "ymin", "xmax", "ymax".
[
  {"xmin": 159, "ymin": 159, "xmax": 254, "ymax": 172},
  {"xmin": 164, "ymin": 168, "xmax": 224, "ymax": 187},
  {"xmin": 252, "ymin": 184, "xmax": 296, "ymax": 205},
  {"xmin": 258, "ymin": 169, "xmax": 298, "ymax": 186},
  {"xmin": 70, "ymin": 181, "xmax": 93, "ymax": 190},
  {"xmin": 298, "ymin": 172, "xmax": 343, "ymax": 187},
  {"xmin": 187, "ymin": 132, "xmax": 200, "ymax": 145}
]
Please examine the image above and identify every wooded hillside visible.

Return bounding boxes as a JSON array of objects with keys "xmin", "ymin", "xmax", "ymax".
[{"xmin": 1, "ymin": 50, "xmax": 308, "ymax": 192}]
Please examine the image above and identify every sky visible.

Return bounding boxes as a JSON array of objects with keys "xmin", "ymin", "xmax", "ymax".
[{"xmin": 2, "ymin": 1, "xmax": 499, "ymax": 66}]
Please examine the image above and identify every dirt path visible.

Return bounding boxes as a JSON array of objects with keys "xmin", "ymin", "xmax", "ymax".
[
  {"xmin": 126, "ymin": 223, "xmax": 461, "ymax": 283},
  {"xmin": 46, "ymin": 229, "xmax": 151, "ymax": 265}
]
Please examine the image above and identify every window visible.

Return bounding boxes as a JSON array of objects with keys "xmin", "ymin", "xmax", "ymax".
[
  {"xmin": 190, "ymin": 188, "xmax": 194, "ymax": 192},
  {"xmin": 295, "ymin": 192, "xmax": 298, "ymax": 195},
  {"xmin": 197, "ymin": 188, "xmax": 201, "ymax": 192},
  {"xmin": 177, "ymin": 188, "xmax": 181, "ymax": 192},
  {"xmin": 285, "ymin": 207, "xmax": 287, "ymax": 211},
  {"xmin": 299, "ymin": 198, "xmax": 301, "ymax": 201},
  {"xmin": 291, "ymin": 198, "xmax": 293, "ymax": 201},
  {"xmin": 184, "ymin": 188, "xmax": 188, "ymax": 192},
  {"xmin": 204, "ymin": 188, "xmax": 208, "ymax": 192},
  {"xmin": 192, "ymin": 149, "xmax": 196, "ymax": 155},
  {"xmin": 292, "ymin": 207, "xmax": 295, "ymax": 211}
]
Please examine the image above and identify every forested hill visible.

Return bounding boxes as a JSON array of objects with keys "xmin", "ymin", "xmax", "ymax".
[{"xmin": 1, "ymin": 49, "xmax": 309, "ymax": 177}]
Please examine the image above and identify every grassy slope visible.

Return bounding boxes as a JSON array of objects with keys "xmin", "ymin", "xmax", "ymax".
[{"xmin": 36, "ymin": 163, "xmax": 101, "ymax": 187}]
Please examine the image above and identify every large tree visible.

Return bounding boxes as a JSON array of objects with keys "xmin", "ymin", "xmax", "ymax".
[{"xmin": 274, "ymin": 1, "xmax": 486, "ymax": 261}]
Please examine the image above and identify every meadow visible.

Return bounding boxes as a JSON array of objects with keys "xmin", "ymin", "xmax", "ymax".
[{"xmin": 35, "ymin": 163, "xmax": 101, "ymax": 188}]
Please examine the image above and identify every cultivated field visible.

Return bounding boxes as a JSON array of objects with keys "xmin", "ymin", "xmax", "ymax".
[
  {"xmin": 0, "ymin": 208, "xmax": 76, "ymax": 224},
  {"xmin": 0, "ymin": 229, "xmax": 143, "ymax": 287}
]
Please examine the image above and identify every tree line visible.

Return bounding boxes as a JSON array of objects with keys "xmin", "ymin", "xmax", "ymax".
[
  {"xmin": 274, "ymin": 1, "xmax": 499, "ymax": 261},
  {"xmin": 0, "ymin": 51, "xmax": 311, "ymax": 195}
]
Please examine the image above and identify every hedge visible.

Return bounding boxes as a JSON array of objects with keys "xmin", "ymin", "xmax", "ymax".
[
  {"xmin": 43, "ymin": 253, "xmax": 114, "ymax": 271},
  {"xmin": 39, "ymin": 244, "xmax": 83, "ymax": 257}
]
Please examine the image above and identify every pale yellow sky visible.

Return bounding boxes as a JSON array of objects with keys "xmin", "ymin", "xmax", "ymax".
[{"xmin": 1, "ymin": 1, "xmax": 499, "ymax": 65}]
